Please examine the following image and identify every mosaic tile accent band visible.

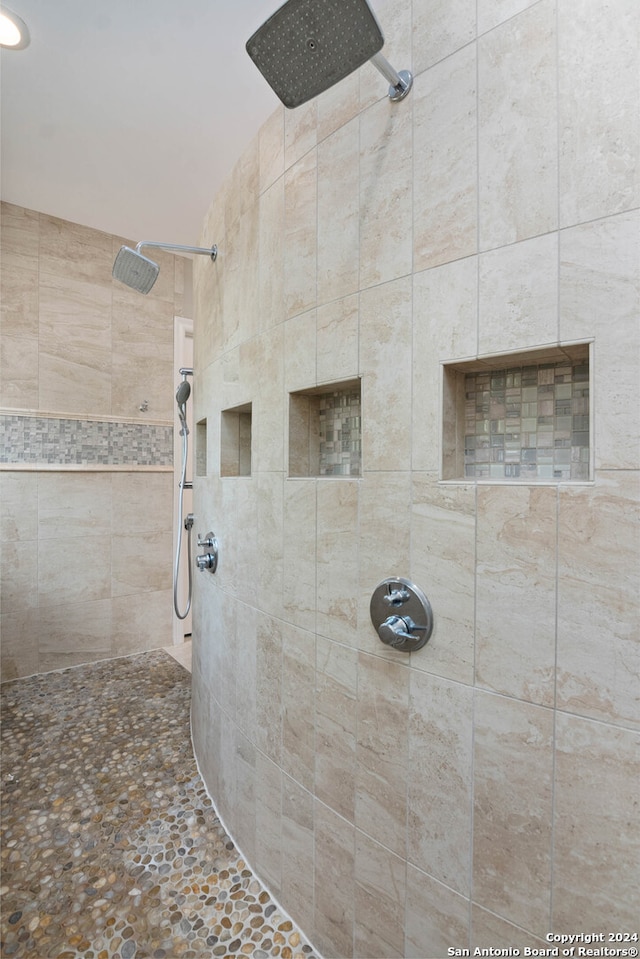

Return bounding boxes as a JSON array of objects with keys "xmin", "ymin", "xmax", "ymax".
[
  {"xmin": 318, "ymin": 389, "xmax": 361, "ymax": 476},
  {"xmin": 464, "ymin": 361, "xmax": 590, "ymax": 481},
  {"xmin": 0, "ymin": 414, "xmax": 173, "ymax": 467}
]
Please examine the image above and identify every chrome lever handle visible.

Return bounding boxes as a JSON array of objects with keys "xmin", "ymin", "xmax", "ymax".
[{"xmin": 378, "ymin": 615, "xmax": 426, "ymax": 648}]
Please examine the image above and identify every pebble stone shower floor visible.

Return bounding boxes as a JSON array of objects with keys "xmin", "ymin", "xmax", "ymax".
[{"xmin": 0, "ymin": 650, "xmax": 319, "ymax": 959}]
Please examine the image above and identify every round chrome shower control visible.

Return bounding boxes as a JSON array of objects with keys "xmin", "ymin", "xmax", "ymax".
[{"xmin": 370, "ymin": 577, "xmax": 433, "ymax": 652}]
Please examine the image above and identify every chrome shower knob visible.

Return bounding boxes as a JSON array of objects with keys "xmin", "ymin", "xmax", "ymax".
[{"xmin": 197, "ymin": 532, "xmax": 216, "ymax": 549}]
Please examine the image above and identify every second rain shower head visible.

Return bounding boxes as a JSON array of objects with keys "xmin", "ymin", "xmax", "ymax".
[
  {"xmin": 113, "ymin": 241, "xmax": 218, "ymax": 295},
  {"xmin": 113, "ymin": 247, "xmax": 159, "ymax": 295},
  {"xmin": 246, "ymin": 0, "xmax": 412, "ymax": 109}
]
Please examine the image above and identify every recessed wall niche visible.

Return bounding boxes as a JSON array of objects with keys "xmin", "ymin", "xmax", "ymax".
[
  {"xmin": 221, "ymin": 404, "xmax": 252, "ymax": 477},
  {"xmin": 289, "ymin": 379, "xmax": 361, "ymax": 477},
  {"xmin": 442, "ymin": 344, "xmax": 591, "ymax": 482},
  {"xmin": 196, "ymin": 419, "xmax": 207, "ymax": 477}
]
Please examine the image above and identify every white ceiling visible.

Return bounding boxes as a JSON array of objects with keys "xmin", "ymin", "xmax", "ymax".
[{"xmin": 0, "ymin": 0, "xmax": 282, "ymax": 245}]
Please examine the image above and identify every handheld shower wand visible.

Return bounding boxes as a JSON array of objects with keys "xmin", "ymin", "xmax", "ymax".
[
  {"xmin": 175, "ymin": 379, "xmax": 191, "ymax": 437},
  {"xmin": 173, "ymin": 370, "xmax": 193, "ymax": 621}
]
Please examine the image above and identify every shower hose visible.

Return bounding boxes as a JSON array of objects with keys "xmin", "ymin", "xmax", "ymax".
[{"xmin": 173, "ymin": 423, "xmax": 193, "ymax": 620}]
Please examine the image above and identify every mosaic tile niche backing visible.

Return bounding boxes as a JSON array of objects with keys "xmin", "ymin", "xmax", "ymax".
[
  {"xmin": 318, "ymin": 389, "xmax": 362, "ymax": 476},
  {"xmin": 464, "ymin": 360, "xmax": 590, "ymax": 480},
  {"xmin": 0, "ymin": 414, "xmax": 173, "ymax": 467}
]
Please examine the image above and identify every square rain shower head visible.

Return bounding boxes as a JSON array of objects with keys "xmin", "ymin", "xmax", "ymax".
[
  {"xmin": 112, "ymin": 246, "xmax": 160, "ymax": 295},
  {"xmin": 246, "ymin": 0, "xmax": 385, "ymax": 109}
]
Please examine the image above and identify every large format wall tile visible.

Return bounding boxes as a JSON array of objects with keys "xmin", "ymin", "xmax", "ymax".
[
  {"xmin": 477, "ymin": 0, "xmax": 540, "ymax": 34},
  {"xmin": 255, "ymin": 326, "xmax": 285, "ymax": 473},
  {"xmin": 478, "ymin": 233, "xmax": 559, "ymax": 355},
  {"xmin": 111, "ymin": 589, "xmax": 172, "ymax": 655},
  {"xmin": 412, "ymin": 256, "xmax": 478, "ymax": 473},
  {"xmin": 257, "ymin": 472, "xmax": 285, "ymax": 619},
  {"xmin": 355, "ymin": 831, "xmax": 406, "ymax": 959},
  {"xmin": 1, "ymin": 541, "xmax": 38, "ymax": 614},
  {"xmin": 281, "ymin": 623, "xmax": 316, "ymax": 791},
  {"xmin": 0, "ymin": 205, "xmax": 39, "ymax": 407},
  {"xmin": 259, "ymin": 178, "xmax": 285, "ymax": 330},
  {"xmin": 473, "ymin": 691, "xmax": 554, "ymax": 931},
  {"xmin": 38, "ymin": 599, "xmax": 112, "ymax": 672},
  {"xmin": 317, "ymin": 118, "xmax": 360, "ymax": 305},
  {"xmin": 0, "ymin": 609, "xmax": 39, "ymax": 679},
  {"xmin": 553, "ymin": 714, "xmax": 640, "ymax": 930},
  {"xmin": 0, "ymin": 472, "xmax": 38, "ymax": 541},
  {"xmin": 38, "ymin": 473, "xmax": 112, "ymax": 539},
  {"xmin": 410, "ymin": 476, "xmax": 476, "ymax": 684},
  {"xmin": 358, "ymin": 472, "xmax": 411, "ymax": 657},
  {"xmin": 284, "ymin": 150, "xmax": 317, "ymax": 319},
  {"xmin": 316, "ymin": 481, "xmax": 359, "ymax": 646},
  {"xmin": 37, "ymin": 534, "xmax": 111, "ymax": 607},
  {"xmin": 471, "ymin": 904, "xmax": 548, "ymax": 952},
  {"xmin": 360, "ymin": 277, "xmax": 412, "ymax": 471},
  {"xmin": 359, "ymin": 96, "xmax": 413, "ymax": 288},
  {"xmin": 39, "ymin": 213, "xmax": 113, "ymax": 285},
  {"xmin": 413, "ymin": 0, "xmax": 475, "ymax": 73},
  {"xmin": 39, "ymin": 274, "xmax": 112, "ymax": 415},
  {"xmin": 317, "ymin": 295, "xmax": 359, "ymax": 386},
  {"xmin": 283, "ymin": 480, "xmax": 317, "ymax": 630},
  {"xmin": 560, "ymin": 210, "xmax": 640, "ymax": 470},
  {"xmin": 259, "ymin": 108, "xmax": 284, "ymax": 195},
  {"xmin": 476, "ymin": 485, "xmax": 557, "ymax": 705},
  {"xmin": 255, "ymin": 751, "xmax": 283, "ymax": 898},
  {"xmin": 356, "ymin": 652, "xmax": 409, "ymax": 857},
  {"xmin": 315, "ymin": 637, "xmax": 358, "ymax": 823},
  {"xmin": 408, "ymin": 671, "xmax": 473, "ymax": 895},
  {"xmin": 414, "ymin": 43, "xmax": 477, "ymax": 272},
  {"xmin": 478, "ymin": 0, "xmax": 557, "ymax": 249},
  {"xmin": 557, "ymin": 472, "xmax": 640, "ymax": 728},
  {"xmin": 255, "ymin": 612, "xmax": 284, "ymax": 765},
  {"xmin": 314, "ymin": 800, "xmax": 355, "ymax": 959},
  {"xmin": 558, "ymin": 0, "xmax": 639, "ymax": 226},
  {"xmin": 282, "ymin": 776, "xmax": 314, "ymax": 939},
  {"xmin": 406, "ymin": 868, "xmax": 470, "ymax": 959}
]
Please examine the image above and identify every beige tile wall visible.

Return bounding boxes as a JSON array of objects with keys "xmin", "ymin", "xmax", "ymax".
[
  {"xmin": 189, "ymin": 0, "xmax": 639, "ymax": 953},
  {"xmin": 0, "ymin": 203, "xmax": 184, "ymax": 680}
]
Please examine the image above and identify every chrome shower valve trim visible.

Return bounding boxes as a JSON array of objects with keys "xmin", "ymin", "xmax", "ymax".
[
  {"xmin": 370, "ymin": 577, "xmax": 433, "ymax": 652},
  {"xmin": 196, "ymin": 532, "xmax": 218, "ymax": 574}
]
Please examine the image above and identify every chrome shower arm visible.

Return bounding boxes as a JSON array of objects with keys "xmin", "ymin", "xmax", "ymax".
[
  {"xmin": 135, "ymin": 240, "xmax": 217, "ymax": 261},
  {"xmin": 369, "ymin": 52, "xmax": 413, "ymax": 101}
]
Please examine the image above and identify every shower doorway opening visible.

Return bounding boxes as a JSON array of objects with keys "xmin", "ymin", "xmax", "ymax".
[{"xmin": 173, "ymin": 316, "xmax": 193, "ymax": 645}]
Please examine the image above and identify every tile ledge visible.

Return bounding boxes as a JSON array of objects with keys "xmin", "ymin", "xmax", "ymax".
[
  {"xmin": 438, "ymin": 478, "xmax": 595, "ymax": 487},
  {"xmin": 0, "ymin": 464, "xmax": 173, "ymax": 473}
]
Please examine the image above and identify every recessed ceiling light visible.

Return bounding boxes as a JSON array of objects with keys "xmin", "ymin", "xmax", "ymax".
[{"xmin": 0, "ymin": 8, "xmax": 30, "ymax": 49}]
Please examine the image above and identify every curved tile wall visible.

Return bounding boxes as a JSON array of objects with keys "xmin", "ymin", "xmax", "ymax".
[{"xmin": 191, "ymin": 0, "xmax": 639, "ymax": 954}]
